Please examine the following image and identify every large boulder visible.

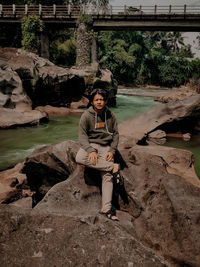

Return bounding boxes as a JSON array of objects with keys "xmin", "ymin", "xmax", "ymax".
[
  {"xmin": 1, "ymin": 88, "xmax": 200, "ymax": 266},
  {"xmin": 155, "ymin": 86, "xmax": 196, "ymax": 103},
  {"xmin": 119, "ymin": 94, "xmax": 200, "ymax": 146},
  {"xmin": 0, "ymin": 62, "xmax": 32, "ymax": 111},
  {"xmin": 0, "ymin": 137, "xmax": 200, "ymax": 266},
  {"xmin": 0, "ymin": 204, "xmax": 166, "ymax": 267},
  {"xmin": 0, "ymin": 162, "xmax": 30, "ymax": 205},
  {"xmin": 0, "ymin": 48, "xmax": 86, "ymax": 108},
  {"xmin": 119, "ymin": 145, "xmax": 200, "ymax": 267},
  {"xmin": 22, "ymin": 140, "xmax": 80, "ymax": 205},
  {"xmin": 0, "ymin": 107, "xmax": 48, "ymax": 128},
  {"xmin": 69, "ymin": 67, "xmax": 118, "ymax": 107}
]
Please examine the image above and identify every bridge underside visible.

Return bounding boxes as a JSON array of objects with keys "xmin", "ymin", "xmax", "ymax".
[
  {"xmin": 93, "ymin": 19, "xmax": 200, "ymax": 32},
  {"xmin": 1, "ymin": 15, "xmax": 200, "ymax": 32}
]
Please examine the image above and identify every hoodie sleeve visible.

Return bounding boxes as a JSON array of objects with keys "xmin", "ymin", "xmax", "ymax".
[
  {"xmin": 108, "ymin": 112, "xmax": 119, "ymax": 153},
  {"xmin": 78, "ymin": 112, "xmax": 97, "ymax": 154}
]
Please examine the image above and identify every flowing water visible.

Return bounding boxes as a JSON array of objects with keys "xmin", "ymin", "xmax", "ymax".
[
  {"xmin": 0, "ymin": 94, "xmax": 156, "ymax": 171},
  {"xmin": 0, "ymin": 91, "xmax": 199, "ymax": 178}
]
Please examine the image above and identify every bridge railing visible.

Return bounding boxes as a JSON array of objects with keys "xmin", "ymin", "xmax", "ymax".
[{"xmin": 0, "ymin": 4, "xmax": 200, "ymax": 18}]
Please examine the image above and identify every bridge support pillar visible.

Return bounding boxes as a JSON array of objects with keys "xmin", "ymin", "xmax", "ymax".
[
  {"xmin": 76, "ymin": 23, "xmax": 92, "ymax": 68},
  {"xmin": 40, "ymin": 30, "xmax": 49, "ymax": 59}
]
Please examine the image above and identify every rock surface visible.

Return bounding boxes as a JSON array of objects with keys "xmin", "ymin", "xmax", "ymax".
[
  {"xmin": 155, "ymin": 86, "xmax": 196, "ymax": 103},
  {"xmin": 0, "ymin": 48, "xmax": 86, "ymax": 108},
  {"xmin": 0, "ymin": 107, "xmax": 48, "ymax": 128},
  {"xmin": 0, "ymin": 61, "xmax": 32, "ymax": 110},
  {"xmin": 147, "ymin": 129, "xmax": 167, "ymax": 145},
  {"xmin": 0, "ymin": 204, "xmax": 166, "ymax": 267},
  {"xmin": 70, "ymin": 96, "xmax": 89, "ymax": 109},
  {"xmin": 35, "ymin": 105, "xmax": 71, "ymax": 116},
  {"xmin": 22, "ymin": 140, "xmax": 79, "ymax": 205},
  {"xmin": 120, "ymin": 145, "xmax": 200, "ymax": 267},
  {"xmin": 119, "ymin": 94, "xmax": 200, "ymax": 146},
  {"xmin": 0, "ymin": 163, "xmax": 27, "ymax": 203},
  {"xmin": 1, "ymin": 81, "xmax": 200, "ymax": 266},
  {"xmin": 1, "ymin": 137, "xmax": 200, "ymax": 266}
]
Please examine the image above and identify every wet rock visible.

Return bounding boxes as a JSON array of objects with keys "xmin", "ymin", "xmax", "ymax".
[
  {"xmin": 119, "ymin": 94, "xmax": 200, "ymax": 146},
  {"xmin": 70, "ymin": 96, "xmax": 89, "ymax": 109},
  {"xmin": 69, "ymin": 66, "xmax": 118, "ymax": 107},
  {"xmin": 147, "ymin": 130, "xmax": 166, "ymax": 145},
  {"xmin": 35, "ymin": 105, "xmax": 70, "ymax": 117},
  {"xmin": 155, "ymin": 86, "xmax": 196, "ymax": 103},
  {"xmin": 182, "ymin": 133, "xmax": 191, "ymax": 141},
  {"xmin": 0, "ymin": 107, "xmax": 48, "ymax": 129}
]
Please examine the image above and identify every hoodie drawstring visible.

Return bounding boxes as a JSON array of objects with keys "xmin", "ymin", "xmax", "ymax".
[{"xmin": 95, "ymin": 112, "xmax": 113, "ymax": 136}]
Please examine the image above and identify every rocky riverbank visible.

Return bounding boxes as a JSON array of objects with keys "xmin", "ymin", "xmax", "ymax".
[
  {"xmin": 1, "ymin": 94, "xmax": 200, "ymax": 267},
  {"xmin": 118, "ymin": 85, "xmax": 197, "ymax": 103},
  {"xmin": 0, "ymin": 48, "xmax": 117, "ymax": 128}
]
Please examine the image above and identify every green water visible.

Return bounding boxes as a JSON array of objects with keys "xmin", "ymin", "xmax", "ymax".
[
  {"xmin": 165, "ymin": 135, "xmax": 200, "ymax": 179},
  {"xmin": 0, "ymin": 95, "xmax": 156, "ymax": 170},
  {"xmin": 0, "ymin": 93, "xmax": 199, "ymax": 178}
]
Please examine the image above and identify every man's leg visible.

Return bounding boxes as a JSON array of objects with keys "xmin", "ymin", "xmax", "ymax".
[
  {"xmin": 76, "ymin": 144, "xmax": 114, "ymax": 172},
  {"xmin": 76, "ymin": 143, "xmax": 119, "ymax": 220},
  {"xmin": 101, "ymin": 171, "xmax": 113, "ymax": 212}
]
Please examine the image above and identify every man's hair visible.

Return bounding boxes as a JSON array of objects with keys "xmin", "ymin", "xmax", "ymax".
[{"xmin": 90, "ymin": 88, "xmax": 108, "ymax": 103}]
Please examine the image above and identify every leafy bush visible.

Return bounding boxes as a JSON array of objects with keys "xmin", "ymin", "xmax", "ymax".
[
  {"xmin": 21, "ymin": 15, "xmax": 44, "ymax": 53},
  {"xmin": 76, "ymin": 14, "xmax": 93, "ymax": 26},
  {"xmin": 51, "ymin": 39, "xmax": 76, "ymax": 67},
  {"xmin": 158, "ymin": 56, "xmax": 192, "ymax": 87}
]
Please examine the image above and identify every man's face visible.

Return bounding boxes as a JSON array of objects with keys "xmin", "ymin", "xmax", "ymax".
[{"xmin": 92, "ymin": 93, "xmax": 107, "ymax": 112}]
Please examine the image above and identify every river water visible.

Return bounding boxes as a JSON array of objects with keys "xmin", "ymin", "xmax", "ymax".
[
  {"xmin": 0, "ymin": 92, "xmax": 199, "ymax": 178},
  {"xmin": 0, "ymin": 94, "xmax": 156, "ymax": 171}
]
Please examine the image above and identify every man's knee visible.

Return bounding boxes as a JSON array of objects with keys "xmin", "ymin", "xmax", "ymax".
[{"xmin": 102, "ymin": 172, "xmax": 113, "ymax": 183}]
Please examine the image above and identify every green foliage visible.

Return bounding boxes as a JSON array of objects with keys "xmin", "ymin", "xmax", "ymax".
[
  {"xmin": 51, "ymin": 39, "xmax": 76, "ymax": 67},
  {"xmin": 98, "ymin": 31, "xmax": 147, "ymax": 85},
  {"xmin": 49, "ymin": 28, "xmax": 76, "ymax": 67},
  {"xmin": 76, "ymin": 14, "xmax": 93, "ymax": 26},
  {"xmin": 21, "ymin": 15, "xmax": 44, "ymax": 53},
  {"xmin": 158, "ymin": 57, "xmax": 191, "ymax": 87},
  {"xmin": 98, "ymin": 30, "xmax": 197, "ymax": 87}
]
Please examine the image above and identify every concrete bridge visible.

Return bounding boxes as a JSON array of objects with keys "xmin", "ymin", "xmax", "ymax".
[
  {"xmin": 1, "ymin": 4, "xmax": 200, "ymax": 31},
  {"xmin": 1, "ymin": 4, "xmax": 200, "ymax": 63}
]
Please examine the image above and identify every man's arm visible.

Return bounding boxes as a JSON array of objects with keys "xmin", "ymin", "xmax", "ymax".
[{"xmin": 108, "ymin": 113, "xmax": 119, "ymax": 154}]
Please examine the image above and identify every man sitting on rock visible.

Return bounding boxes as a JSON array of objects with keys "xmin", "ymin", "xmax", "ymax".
[{"xmin": 76, "ymin": 88, "xmax": 123, "ymax": 221}]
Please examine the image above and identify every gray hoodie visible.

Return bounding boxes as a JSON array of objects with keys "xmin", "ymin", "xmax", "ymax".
[{"xmin": 78, "ymin": 106, "xmax": 119, "ymax": 154}]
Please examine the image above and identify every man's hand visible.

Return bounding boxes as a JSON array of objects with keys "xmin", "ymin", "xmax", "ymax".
[
  {"xmin": 106, "ymin": 151, "xmax": 114, "ymax": 162},
  {"xmin": 88, "ymin": 151, "xmax": 98, "ymax": 165}
]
